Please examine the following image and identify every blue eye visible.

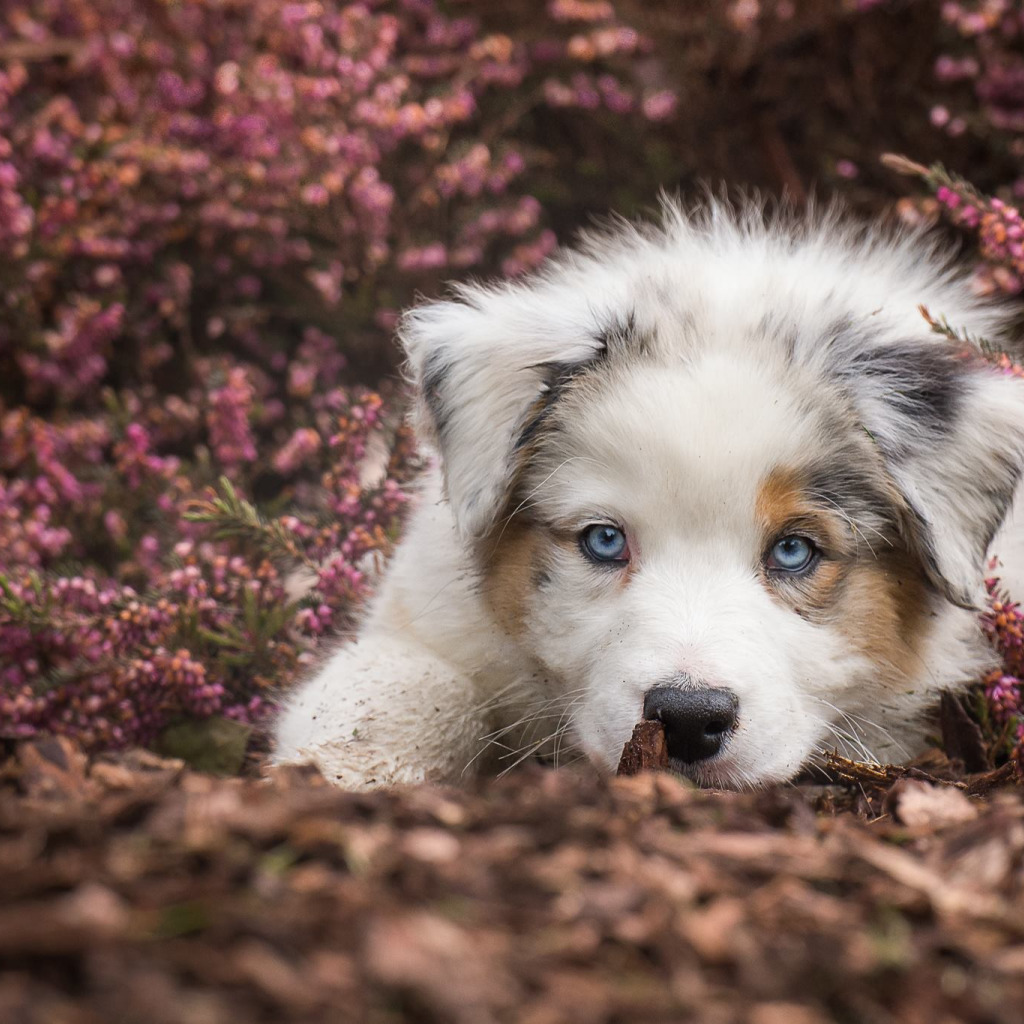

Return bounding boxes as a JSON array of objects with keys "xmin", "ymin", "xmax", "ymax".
[
  {"xmin": 580, "ymin": 524, "xmax": 629, "ymax": 563},
  {"xmin": 769, "ymin": 535, "xmax": 816, "ymax": 573}
]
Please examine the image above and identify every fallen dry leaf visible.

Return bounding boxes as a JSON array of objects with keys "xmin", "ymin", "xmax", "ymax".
[{"xmin": 888, "ymin": 778, "xmax": 978, "ymax": 829}]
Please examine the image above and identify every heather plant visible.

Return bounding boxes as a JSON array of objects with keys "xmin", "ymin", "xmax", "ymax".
[
  {"xmin": 981, "ymin": 579, "xmax": 1024, "ymax": 764},
  {"xmin": 882, "ymin": 4, "xmax": 1024, "ymax": 769},
  {"xmin": 0, "ymin": 0, "xmax": 680, "ymax": 758},
  {"xmin": 877, "ymin": 2, "xmax": 1024, "ymax": 768}
]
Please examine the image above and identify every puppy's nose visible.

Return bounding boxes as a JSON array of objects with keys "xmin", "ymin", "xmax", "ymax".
[{"xmin": 643, "ymin": 686, "xmax": 738, "ymax": 763}]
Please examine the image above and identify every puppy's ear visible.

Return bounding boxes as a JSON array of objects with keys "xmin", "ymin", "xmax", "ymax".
[
  {"xmin": 840, "ymin": 341, "xmax": 1024, "ymax": 608},
  {"xmin": 400, "ymin": 293, "xmax": 604, "ymax": 539}
]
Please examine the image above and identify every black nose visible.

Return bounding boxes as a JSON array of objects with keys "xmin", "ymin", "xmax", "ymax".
[{"xmin": 643, "ymin": 686, "xmax": 738, "ymax": 763}]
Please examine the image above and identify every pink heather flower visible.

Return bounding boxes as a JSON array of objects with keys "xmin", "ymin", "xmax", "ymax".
[
  {"xmin": 397, "ymin": 242, "xmax": 448, "ymax": 272},
  {"xmin": 306, "ymin": 261, "xmax": 344, "ymax": 306},
  {"xmin": 917, "ymin": 170, "xmax": 1024, "ymax": 293},
  {"xmin": 104, "ymin": 510, "xmax": 128, "ymax": 542},
  {"xmin": 983, "ymin": 577, "xmax": 1024, "ymax": 677},
  {"xmin": 301, "ymin": 182, "xmax": 330, "ymax": 206},
  {"xmin": 727, "ymin": 0, "xmax": 761, "ymax": 32},
  {"xmin": 979, "ymin": 578, "xmax": 1024, "ymax": 764},
  {"xmin": 273, "ymin": 428, "xmax": 322, "ymax": 474},
  {"xmin": 18, "ymin": 300, "xmax": 124, "ymax": 403},
  {"xmin": 642, "ymin": 90, "xmax": 677, "ymax": 121},
  {"xmin": 984, "ymin": 673, "xmax": 1022, "ymax": 720},
  {"xmin": 206, "ymin": 367, "xmax": 258, "ymax": 473},
  {"xmin": 548, "ymin": 0, "xmax": 616, "ymax": 23}
]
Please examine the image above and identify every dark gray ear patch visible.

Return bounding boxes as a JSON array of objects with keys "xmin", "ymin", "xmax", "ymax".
[
  {"xmin": 834, "ymin": 341, "xmax": 965, "ymax": 460},
  {"xmin": 420, "ymin": 346, "xmax": 455, "ymax": 441},
  {"xmin": 825, "ymin": 337, "xmax": 1024, "ymax": 610},
  {"xmin": 513, "ymin": 362, "xmax": 585, "ymax": 454},
  {"xmin": 597, "ymin": 310, "xmax": 649, "ymax": 359},
  {"xmin": 974, "ymin": 449, "xmax": 1024, "ymax": 552},
  {"xmin": 513, "ymin": 313, "xmax": 648, "ymax": 454}
]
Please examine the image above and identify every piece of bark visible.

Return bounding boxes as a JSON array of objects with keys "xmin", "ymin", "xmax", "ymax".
[
  {"xmin": 965, "ymin": 759, "xmax": 1023, "ymax": 795},
  {"xmin": 617, "ymin": 720, "xmax": 669, "ymax": 775},
  {"xmin": 938, "ymin": 691, "xmax": 990, "ymax": 773}
]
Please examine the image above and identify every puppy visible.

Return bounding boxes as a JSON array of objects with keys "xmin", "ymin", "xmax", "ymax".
[{"xmin": 274, "ymin": 198, "xmax": 1024, "ymax": 789}]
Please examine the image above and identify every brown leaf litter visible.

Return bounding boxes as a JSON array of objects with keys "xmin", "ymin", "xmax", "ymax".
[{"xmin": 1, "ymin": 736, "xmax": 1023, "ymax": 1024}]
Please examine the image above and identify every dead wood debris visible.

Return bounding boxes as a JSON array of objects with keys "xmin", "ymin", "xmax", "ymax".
[
  {"xmin": 1, "ymin": 736, "xmax": 1023, "ymax": 1024},
  {"xmin": 616, "ymin": 719, "xmax": 669, "ymax": 775}
]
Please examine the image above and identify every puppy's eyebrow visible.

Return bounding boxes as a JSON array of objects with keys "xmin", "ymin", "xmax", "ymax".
[{"xmin": 804, "ymin": 460, "xmax": 895, "ymax": 520}]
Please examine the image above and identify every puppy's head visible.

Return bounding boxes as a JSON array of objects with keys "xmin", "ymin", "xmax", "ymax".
[{"xmin": 401, "ymin": 201, "xmax": 1024, "ymax": 786}]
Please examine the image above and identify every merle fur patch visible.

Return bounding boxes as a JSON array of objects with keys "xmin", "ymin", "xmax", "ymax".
[
  {"xmin": 513, "ymin": 316, "xmax": 646, "ymax": 453},
  {"xmin": 421, "ymin": 346, "xmax": 455, "ymax": 441},
  {"xmin": 834, "ymin": 340, "xmax": 965, "ymax": 460}
]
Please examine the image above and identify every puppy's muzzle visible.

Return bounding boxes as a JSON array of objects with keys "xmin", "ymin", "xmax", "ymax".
[{"xmin": 643, "ymin": 684, "xmax": 738, "ymax": 763}]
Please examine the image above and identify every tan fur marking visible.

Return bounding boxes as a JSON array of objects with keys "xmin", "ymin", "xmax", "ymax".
[
  {"xmin": 755, "ymin": 467, "xmax": 849, "ymax": 614},
  {"xmin": 756, "ymin": 467, "xmax": 931, "ymax": 677},
  {"xmin": 833, "ymin": 550, "xmax": 932, "ymax": 679},
  {"xmin": 475, "ymin": 401, "xmax": 554, "ymax": 636},
  {"xmin": 755, "ymin": 467, "xmax": 809, "ymax": 535},
  {"xmin": 479, "ymin": 523, "xmax": 540, "ymax": 637}
]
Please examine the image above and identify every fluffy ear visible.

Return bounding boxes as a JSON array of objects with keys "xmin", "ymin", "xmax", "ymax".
[
  {"xmin": 400, "ymin": 293, "xmax": 604, "ymax": 539},
  {"xmin": 840, "ymin": 341, "xmax": 1024, "ymax": 608}
]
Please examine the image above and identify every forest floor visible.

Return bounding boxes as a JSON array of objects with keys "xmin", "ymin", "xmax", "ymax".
[{"xmin": 1, "ymin": 737, "xmax": 1023, "ymax": 1024}]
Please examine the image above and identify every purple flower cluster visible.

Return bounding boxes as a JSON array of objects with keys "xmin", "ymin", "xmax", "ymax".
[
  {"xmin": 891, "ymin": 154, "xmax": 1024, "ymax": 293},
  {"xmin": 207, "ymin": 368, "xmax": 259, "ymax": 475},
  {"xmin": 889, "ymin": 3, "xmax": 1024, "ymax": 295},
  {"xmin": 936, "ymin": 180, "xmax": 1024, "ymax": 294},
  {"xmin": 0, "ymin": 386, "xmax": 410, "ymax": 749},
  {"xmin": 0, "ymin": 0, "xmax": 674, "ymax": 402},
  {"xmin": 981, "ymin": 578, "xmax": 1024, "ymax": 766},
  {"xmin": 933, "ymin": 0, "xmax": 1024, "ymax": 141},
  {"xmin": 0, "ymin": 0, "xmax": 679, "ymax": 752}
]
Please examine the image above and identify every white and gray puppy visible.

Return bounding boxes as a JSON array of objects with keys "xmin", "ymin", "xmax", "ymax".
[{"xmin": 275, "ymin": 198, "xmax": 1024, "ymax": 790}]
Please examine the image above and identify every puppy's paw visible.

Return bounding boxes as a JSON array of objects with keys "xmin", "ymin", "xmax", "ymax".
[{"xmin": 272, "ymin": 639, "xmax": 488, "ymax": 789}]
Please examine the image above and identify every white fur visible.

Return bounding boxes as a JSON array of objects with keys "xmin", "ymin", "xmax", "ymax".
[{"xmin": 274, "ymin": 199, "xmax": 1024, "ymax": 789}]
